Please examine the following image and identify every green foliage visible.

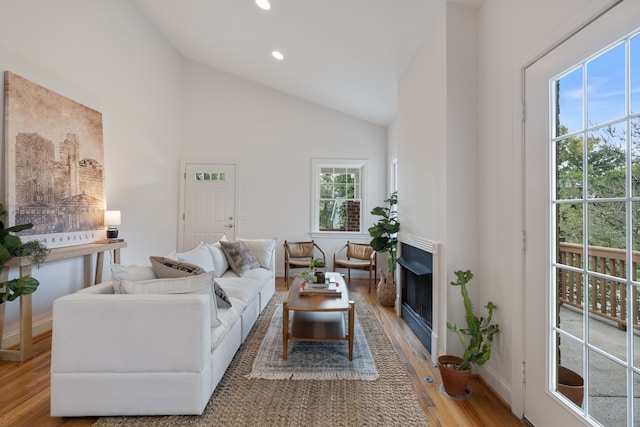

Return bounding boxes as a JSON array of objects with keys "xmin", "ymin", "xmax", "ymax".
[
  {"xmin": 556, "ymin": 122, "xmax": 640, "ymax": 250},
  {"xmin": 368, "ymin": 192, "xmax": 400, "ymax": 278},
  {"xmin": 298, "ymin": 258, "xmax": 325, "ymax": 279},
  {"xmin": 446, "ymin": 270, "xmax": 500, "ymax": 371},
  {"xmin": 0, "ymin": 203, "xmax": 49, "ymax": 303}
]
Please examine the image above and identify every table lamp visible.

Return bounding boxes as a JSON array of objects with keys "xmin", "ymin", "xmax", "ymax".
[{"xmin": 104, "ymin": 210, "xmax": 121, "ymax": 238}]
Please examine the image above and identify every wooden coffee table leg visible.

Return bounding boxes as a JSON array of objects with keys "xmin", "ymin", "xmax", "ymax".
[
  {"xmin": 282, "ymin": 301, "xmax": 289, "ymax": 359},
  {"xmin": 348, "ymin": 300, "xmax": 355, "ymax": 361}
]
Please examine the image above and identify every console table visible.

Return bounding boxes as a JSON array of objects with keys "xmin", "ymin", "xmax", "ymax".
[{"xmin": 0, "ymin": 240, "xmax": 127, "ymax": 361}]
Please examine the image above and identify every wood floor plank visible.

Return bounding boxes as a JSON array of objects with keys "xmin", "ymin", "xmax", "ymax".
[{"xmin": 0, "ymin": 277, "xmax": 526, "ymax": 426}]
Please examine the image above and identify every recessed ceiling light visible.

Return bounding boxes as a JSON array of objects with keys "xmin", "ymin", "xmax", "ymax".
[
  {"xmin": 256, "ymin": 0, "xmax": 271, "ymax": 10},
  {"xmin": 272, "ymin": 51, "xmax": 284, "ymax": 61}
]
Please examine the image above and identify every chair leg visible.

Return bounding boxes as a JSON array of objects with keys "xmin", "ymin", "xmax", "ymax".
[
  {"xmin": 368, "ymin": 268, "xmax": 372, "ymax": 293},
  {"xmin": 285, "ymin": 266, "xmax": 289, "ymax": 289}
]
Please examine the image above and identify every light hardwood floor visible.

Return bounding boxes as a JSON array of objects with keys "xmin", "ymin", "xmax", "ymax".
[{"xmin": 0, "ymin": 277, "xmax": 528, "ymax": 427}]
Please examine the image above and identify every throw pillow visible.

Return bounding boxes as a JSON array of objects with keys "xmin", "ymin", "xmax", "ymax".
[
  {"xmin": 111, "ymin": 264, "xmax": 156, "ymax": 294},
  {"xmin": 206, "ymin": 242, "xmax": 230, "ymax": 278},
  {"xmin": 150, "ymin": 256, "xmax": 206, "ymax": 278},
  {"xmin": 213, "ymin": 281, "xmax": 232, "ymax": 308},
  {"xmin": 174, "ymin": 242, "xmax": 215, "ymax": 273},
  {"xmin": 120, "ymin": 272, "xmax": 219, "ymax": 327},
  {"xmin": 219, "ymin": 239, "xmax": 260, "ymax": 275},
  {"xmin": 239, "ymin": 238, "xmax": 277, "ymax": 270}
]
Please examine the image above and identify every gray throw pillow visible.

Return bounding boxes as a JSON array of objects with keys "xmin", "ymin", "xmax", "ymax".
[{"xmin": 219, "ymin": 240, "xmax": 260, "ymax": 275}]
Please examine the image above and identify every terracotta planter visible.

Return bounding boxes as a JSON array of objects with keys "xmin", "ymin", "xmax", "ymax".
[
  {"xmin": 377, "ymin": 278, "xmax": 395, "ymax": 306},
  {"xmin": 438, "ymin": 355, "xmax": 471, "ymax": 397},
  {"xmin": 557, "ymin": 365, "xmax": 584, "ymax": 407}
]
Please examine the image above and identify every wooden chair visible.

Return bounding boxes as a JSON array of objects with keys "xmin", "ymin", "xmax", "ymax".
[
  {"xmin": 283, "ymin": 240, "xmax": 326, "ymax": 288},
  {"xmin": 333, "ymin": 241, "xmax": 377, "ymax": 292}
]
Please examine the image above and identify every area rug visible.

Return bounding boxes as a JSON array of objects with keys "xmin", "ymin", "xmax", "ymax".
[
  {"xmin": 94, "ymin": 292, "xmax": 430, "ymax": 427},
  {"xmin": 245, "ymin": 302, "xmax": 378, "ymax": 380}
]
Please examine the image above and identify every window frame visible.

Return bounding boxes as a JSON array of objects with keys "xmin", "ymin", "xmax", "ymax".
[{"xmin": 310, "ymin": 158, "xmax": 368, "ymax": 238}]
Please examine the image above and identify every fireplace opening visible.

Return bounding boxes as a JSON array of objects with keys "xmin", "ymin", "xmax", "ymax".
[{"xmin": 398, "ymin": 243, "xmax": 433, "ymax": 353}]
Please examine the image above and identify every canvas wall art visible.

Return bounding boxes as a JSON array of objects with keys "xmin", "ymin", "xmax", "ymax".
[{"xmin": 3, "ymin": 71, "xmax": 105, "ymax": 248}]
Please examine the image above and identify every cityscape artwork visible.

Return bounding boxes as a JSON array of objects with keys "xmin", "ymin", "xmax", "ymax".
[{"xmin": 3, "ymin": 71, "xmax": 105, "ymax": 248}]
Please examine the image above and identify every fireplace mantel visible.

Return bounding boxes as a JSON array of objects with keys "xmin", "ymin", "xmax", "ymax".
[{"xmin": 398, "ymin": 232, "xmax": 439, "ymax": 255}]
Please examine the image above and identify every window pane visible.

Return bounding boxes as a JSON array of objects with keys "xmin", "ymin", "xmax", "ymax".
[
  {"xmin": 556, "ymin": 135, "xmax": 584, "ymax": 200},
  {"xmin": 555, "ymin": 333, "xmax": 584, "ymax": 406},
  {"xmin": 557, "ymin": 203, "xmax": 584, "ymax": 247},
  {"xmin": 587, "ymin": 42, "xmax": 626, "ymax": 127},
  {"xmin": 588, "ymin": 202, "xmax": 626, "ymax": 250},
  {"xmin": 556, "ymin": 268, "xmax": 585, "ymax": 339},
  {"xmin": 320, "ymin": 184, "xmax": 333, "ymax": 198},
  {"xmin": 632, "ymin": 117, "xmax": 640, "ymax": 197},
  {"xmin": 588, "ymin": 350, "xmax": 627, "ymax": 426},
  {"xmin": 631, "ymin": 34, "xmax": 640, "ymax": 114},
  {"xmin": 318, "ymin": 200, "xmax": 336, "ymax": 231},
  {"xmin": 587, "ymin": 122, "xmax": 627, "ymax": 199},
  {"xmin": 556, "ymin": 67, "xmax": 584, "ymax": 135},
  {"xmin": 588, "ymin": 276, "xmax": 626, "ymax": 359}
]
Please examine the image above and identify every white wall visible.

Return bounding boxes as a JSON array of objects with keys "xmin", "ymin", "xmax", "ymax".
[
  {"xmin": 477, "ymin": 0, "xmax": 615, "ymax": 410},
  {"xmin": 0, "ymin": 0, "xmax": 183, "ymax": 344},
  {"xmin": 180, "ymin": 61, "xmax": 387, "ymax": 274},
  {"xmin": 391, "ymin": 0, "xmax": 615, "ymax": 413}
]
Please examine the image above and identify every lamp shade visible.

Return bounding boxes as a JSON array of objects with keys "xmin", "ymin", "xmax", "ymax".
[{"xmin": 104, "ymin": 210, "xmax": 121, "ymax": 226}]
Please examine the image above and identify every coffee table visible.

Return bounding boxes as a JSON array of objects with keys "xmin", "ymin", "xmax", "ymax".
[{"xmin": 282, "ymin": 272, "xmax": 355, "ymax": 360}]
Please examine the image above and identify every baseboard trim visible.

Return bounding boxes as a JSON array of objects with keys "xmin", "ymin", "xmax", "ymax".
[{"xmin": 1, "ymin": 315, "xmax": 52, "ymax": 349}]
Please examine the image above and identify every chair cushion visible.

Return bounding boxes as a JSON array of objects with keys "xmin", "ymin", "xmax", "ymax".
[
  {"xmin": 347, "ymin": 242, "xmax": 373, "ymax": 259},
  {"xmin": 285, "ymin": 241, "xmax": 314, "ymax": 258}
]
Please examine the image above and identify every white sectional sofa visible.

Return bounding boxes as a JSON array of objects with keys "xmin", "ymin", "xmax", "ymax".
[{"xmin": 50, "ymin": 238, "xmax": 277, "ymax": 417}]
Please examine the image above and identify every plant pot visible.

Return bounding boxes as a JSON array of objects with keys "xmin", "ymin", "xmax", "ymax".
[
  {"xmin": 438, "ymin": 355, "xmax": 471, "ymax": 397},
  {"xmin": 377, "ymin": 277, "xmax": 395, "ymax": 306},
  {"xmin": 557, "ymin": 365, "xmax": 584, "ymax": 407}
]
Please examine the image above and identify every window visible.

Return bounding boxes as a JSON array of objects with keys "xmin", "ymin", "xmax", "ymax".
[{"xmin": 311, "ymin": 159, "xmax": 366, "ymax": 233}]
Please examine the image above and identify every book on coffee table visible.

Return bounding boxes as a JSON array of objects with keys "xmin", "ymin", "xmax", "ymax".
[{"xmin": 299, "ymin": 282, "xmax": 342, "ymax": 296}]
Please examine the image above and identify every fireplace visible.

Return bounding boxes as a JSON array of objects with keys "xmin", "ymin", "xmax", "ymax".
[{"xmin": 398, "ymin": 242, "xmax": 433, "ymax": 353}]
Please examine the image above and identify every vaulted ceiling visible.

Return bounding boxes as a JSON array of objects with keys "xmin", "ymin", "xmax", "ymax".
[{"xmin": 133, "ymin": 0, "xmax": 483, "ymax": 126}]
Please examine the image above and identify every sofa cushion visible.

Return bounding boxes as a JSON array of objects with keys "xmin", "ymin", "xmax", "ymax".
[
  {"xmin": 174, "ymin": 242, "xmax": 215, "ymax": 273},
  {"xmin": 206, "ymin": 242, "xmax": 229, "ymax": 278},
  {"xmin": 110, "ymin": 264, "xmax": 156, "ymax": 294},
  {"xmin": 215, "ymin": 277, "xmax": 262, "ymax": 304},
  {"xmin": 213, "ymin": 282, "xmax": 232, "ymax": 308},
  {"xmin": 240, "ymin": 238, "xmax": 277, "ymax": 270},
  {"xmin": 220, "ymin": 240, "xmax": 260, "ymax": 275},
  {"xmin": 239, "ymin": 267, "xmax": 274, "ymax": 286},
  {"xmin": 120, "ymin": 272, "xmax": 219, "ymax": 327},
  {"xmin": 150, "ymin": 256, "xmax": 206, "ymax": 278}
]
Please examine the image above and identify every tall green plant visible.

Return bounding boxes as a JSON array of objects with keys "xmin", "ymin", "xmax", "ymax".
[
  {"xmin": 368, "ymin": 192, "xmax": 400, "ymax": 280},
  {"xmin": 0, "ymin": 203, "xmax": 48, "ymax": 303},
  {"xmin": 446, "ymin": 270, "xmax": 500, "ymax": 371}
]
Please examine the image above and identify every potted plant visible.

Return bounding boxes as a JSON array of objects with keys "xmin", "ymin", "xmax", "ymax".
[
  {"xmin": 439, "ymin": 269, "xmax": 500, "ymax": 398},
  {"xmin": 368, "ymin": 191, "xmax": 399, "ymax": 306},
  {"xmin": 298, "ymin": 257, "xmax": 326, "ymax": 283},
  {"xmin": 0, "ymin": 203, "xmax": 49, "ymax": 304}
]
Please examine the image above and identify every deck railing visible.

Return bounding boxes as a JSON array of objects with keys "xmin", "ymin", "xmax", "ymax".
[{"xmin": 557, "ymin": 242, "xmax": 640, "ymax": 330}]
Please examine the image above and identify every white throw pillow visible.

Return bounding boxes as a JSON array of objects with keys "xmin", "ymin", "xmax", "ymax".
[
  {"xmin": 110, "ymin": 264, "xmax": 156, "ymax": 294},
  {"xmin": 240, "ymin": 238, "xmax": 277, "ymax": 270},
  {"xmin": 206, "ymin": 242, "xmax": 229, "ymax": 278},
  {"xmin": 120, "ymin": 272, "xmax": 219, "ymax": 327},
  {"xmin": 175, "ymin": 242, "xmax": 215, "ymax": 273}
]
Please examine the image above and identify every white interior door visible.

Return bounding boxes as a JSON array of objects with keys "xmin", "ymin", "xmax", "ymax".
[
  {"xmin": 182, "ymin": 163, "xmax": 236, "ymax": 251},
  {"xmin": 524, "ymin": 1, "xmax": 640, "ymax": 425}
]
